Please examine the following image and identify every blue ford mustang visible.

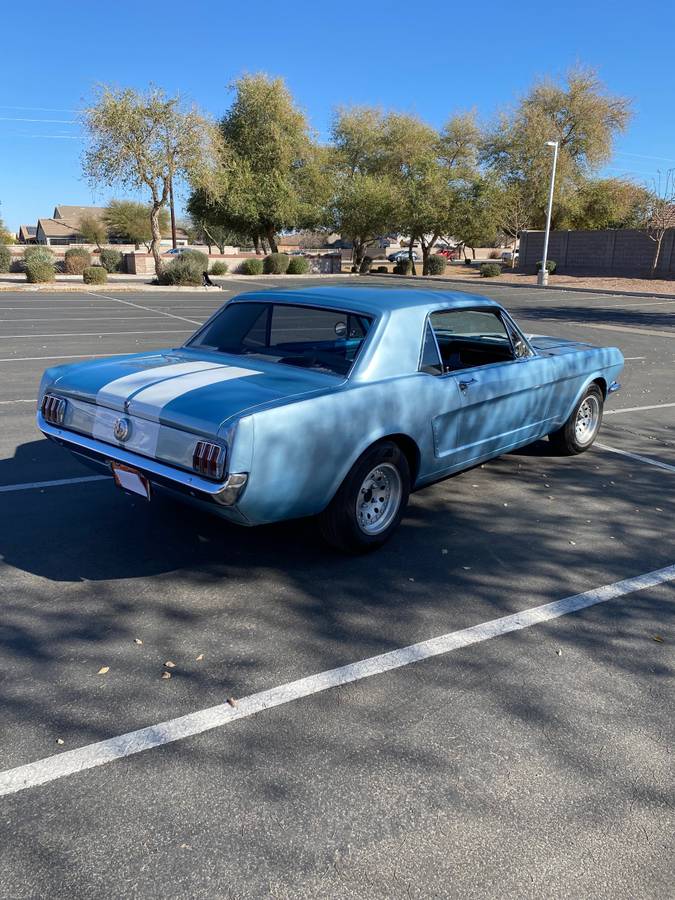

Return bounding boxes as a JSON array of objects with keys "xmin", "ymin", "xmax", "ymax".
[{"xmin": 37, "ymin": 287, "xmax": 623, "ymax": 551}]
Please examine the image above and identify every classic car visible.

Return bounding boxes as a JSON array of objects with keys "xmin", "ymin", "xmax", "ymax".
[{"xmin": 37, "ymin": 287, "xmax": 623, "ymax": 552}]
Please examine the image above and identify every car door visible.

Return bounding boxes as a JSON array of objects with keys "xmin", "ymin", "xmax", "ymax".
[{"xmin": 425, "ymin": 308, "xmax": 553, "ymax": 468}]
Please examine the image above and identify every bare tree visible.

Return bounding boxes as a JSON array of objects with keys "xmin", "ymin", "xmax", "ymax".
[{"xmin": 644, "ymin": 170, "xmax": 675, "ymax": 278}]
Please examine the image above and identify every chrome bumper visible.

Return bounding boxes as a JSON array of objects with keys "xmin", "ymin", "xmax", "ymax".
[{"xmin": 38, "ymin": 415, "xmax": 247, "ymax": 507}]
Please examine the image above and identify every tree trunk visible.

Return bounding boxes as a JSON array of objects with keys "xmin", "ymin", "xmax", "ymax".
[
  {"xmin": 266, "ymin": 227, "xmax": 278, "ymax": 254},
  {"xmin": 150, "ymin": 203, "xmax": 164, "ymax": 276},
  {"xmin": 651, "ymin": 235, "xmax": 663, "ymax": 278},
  {"xmin": 422, "ymin": 243, "xmax": 430, "ymax": 276},
  {"xmin": 253, "ymin": 235, "xmax": 261, "ymax": 255},
  {"xmin": 352, "ymin": 239, "xmax": 364, "ymax": 273},
  {"xmin": 408, "ymin": 238, "xmax": 417, "ymax": 276}
]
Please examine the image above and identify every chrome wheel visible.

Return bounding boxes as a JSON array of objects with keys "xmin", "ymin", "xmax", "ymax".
[
  {"xmin": 356, "ymin": 463, "xmax": 402, "ymax": 535},
  {"xmin": 575, "ymin": 394, "xmax": 600, "ymax": 445}
]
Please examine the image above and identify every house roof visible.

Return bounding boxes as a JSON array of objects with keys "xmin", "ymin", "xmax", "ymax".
[
  {"xmin": 53, "ymin": 205, "xmax": 106, "ymax": 223},
  {"xmin": 18, "ymin": 225, "xmax": 36, "ymax": 238},
  {"xmin": 37, "ymin": 217, "xmax": 81, "ymax": 238}
]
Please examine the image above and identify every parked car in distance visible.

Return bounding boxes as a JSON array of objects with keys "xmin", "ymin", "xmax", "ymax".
[
  {"xmin": 501, "ymin": 249, "xmax": 519, "ymax": 262},
  {"xmin": 437, "ymin": 247, "xmax": 460, "ymax": 260},
  {"xmin": 388, "ymin": 250, "xmax": 420, "ymax": 262},
  {"xmin": 37, "ymin": 287, "xmax": 623, "ymax": 552}
]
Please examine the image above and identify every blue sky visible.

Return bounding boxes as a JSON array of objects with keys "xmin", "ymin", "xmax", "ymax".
[{"xmin": 2, "ymin": 0, "xmax": 674, "ymax": 232}]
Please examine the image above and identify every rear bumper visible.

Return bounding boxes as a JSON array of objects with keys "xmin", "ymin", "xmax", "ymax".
[{"xmin": 38, "ymin": 414, "xmax": 249, "ymax": 515}]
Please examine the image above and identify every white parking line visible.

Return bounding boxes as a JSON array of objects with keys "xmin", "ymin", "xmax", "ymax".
[
  {"xmin": 0, "ymin": 562, "xmax": 673, "ymax": 798},
  {"xmin": 89, "ymin": 292, "xmax": 202, "ymax": 326},
  {"xmin": 0, "ymin": 331, "xmax": 188, "ymax": 339},
  {"xmin": 605, "ymin": 401, "xmax": 675, "ymax": 415},
  {"xmin": 0, "ymin": 316, "xmax": 184, "ymax": 323},
  {"xmin": 0, "ymin": 354, "xmax": 113, "ymax": 363},
  {"xmin": 595, "ymin": 443, "xmax": 675, "ymax": 473},
  {"xmin": 0, "ymin": 475, "xmax": 108, "ymax": 493},
  {"xmin": 0, "ymin": 398, "xmax": 34, "ymax": 404}
]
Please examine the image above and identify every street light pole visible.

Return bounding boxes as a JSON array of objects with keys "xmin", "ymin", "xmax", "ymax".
[{"xmin": 538, "ymin": 140, "xmax": 559, "ymax": 286}]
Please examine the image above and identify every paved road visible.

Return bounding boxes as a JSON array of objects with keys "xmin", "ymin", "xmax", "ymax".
[{"xmin": 0, "ymin": 277, "xmax": 673, "ymax": 899}]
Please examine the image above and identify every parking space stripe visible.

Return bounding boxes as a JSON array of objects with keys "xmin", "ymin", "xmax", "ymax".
[
  {"xmin": 89, "ymin": 292, "xmax": 202, "ymax": 326},
  {"xmin": 0, "ymin": 331, "xmax": 189, "ymax": 339},
  {"xmin": 605, "ymin": 401, "xmax": 675, "ymax": 415},
  {"xmin": 0, "ymin": 398, "xmax": 34, "ymax": 404},
  {"xmin": 1, "ymin": 562, "xmax": 673, "ymax": 798},
  {"xmin": 0, "ymin": 475, "xmax": 109, "ymax": 493},
  {"xmin": 595, "ymin": 443, "xmax": 675, "ymax": 473},
  {"xmin": 0, "ymin": 354, "xmax": 114, "ymax": 362}
]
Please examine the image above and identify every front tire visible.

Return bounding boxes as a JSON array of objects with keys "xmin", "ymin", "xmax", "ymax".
[
  {"xmin": 549, "ymin": 383, "xmax": 604, "ymax": 455},
  {"xmin": 318, "ymin": 441, "xmax": 410, "ymax": 553}
]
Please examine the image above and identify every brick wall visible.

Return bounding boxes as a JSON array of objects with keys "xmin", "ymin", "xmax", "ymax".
[{"xmin": 519, "ymin": 229, "xmax": 674, "ymax": 276}]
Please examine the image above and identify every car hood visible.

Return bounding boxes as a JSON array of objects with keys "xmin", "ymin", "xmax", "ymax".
[{"xmin": 46, "ymin": 348, "xmax": 338, "ymax": 435}]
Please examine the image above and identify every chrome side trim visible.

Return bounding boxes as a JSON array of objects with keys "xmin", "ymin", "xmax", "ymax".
[{"xmin": 38, "ymin": 413, "xmax": 245, "ymax": 501}]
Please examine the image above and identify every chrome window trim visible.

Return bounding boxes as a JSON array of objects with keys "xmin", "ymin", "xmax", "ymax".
[{"xmin": 417, "ymin": 317, "xmax": 443, "ymax": 374}]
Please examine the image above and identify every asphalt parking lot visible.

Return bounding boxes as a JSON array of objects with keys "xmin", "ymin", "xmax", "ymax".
[{"xmin": 0, "ymin": 276, "xmax": 673, "ymax": 899}]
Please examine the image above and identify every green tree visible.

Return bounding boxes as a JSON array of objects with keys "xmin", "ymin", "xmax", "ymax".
[
  {"xmin": 0, "ymin": 209, "xmax": 14, "ymax": 244},
  {"xmin": 78, "ymin": 214, "xmax": 108, "ymax": 249},
  {"xmin": 482, "ymin": 66, "xmax": 631, "ymax": 226},
  {"xmin": 104, "ymin": 200, "xmax": 169, "ymax": 250},
  {"xmin": 203, "ymin": 74, "xmax": 328, "ymax": 253},
  {"xmin": 563, "ymin": 178, "xmax": 651, "ymax": 230},
  {"xmin": 82, "ymin": 86, "xmax": 216, "ymax": 274},
  {"xmin": 452, "ymin": 179, "xmax": 501, "ymax": 258}
]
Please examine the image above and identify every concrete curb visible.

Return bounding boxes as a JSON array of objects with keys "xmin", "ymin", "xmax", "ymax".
[{"xmin": 369, "ymin": 271, "xmax": 675, "ymax": 301}]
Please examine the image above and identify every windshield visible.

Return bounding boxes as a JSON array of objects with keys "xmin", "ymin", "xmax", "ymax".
[{"xmin": 187, "ymin": 302, "xmax": 374, "ymax": 377}]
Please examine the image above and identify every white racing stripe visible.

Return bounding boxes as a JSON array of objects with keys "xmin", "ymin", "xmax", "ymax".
[
  {"xmin": 595, "ymin": 442, "xmax": 675, "ymax": 473},
  {"xmin": 96, "ymin": 360, "xmax": 221, "ymax": 409},
  {"xmin": 128, "ymin": 366, "xmax": 261, "ymax": 420},
  {"xmin": 0, "ymin": 475, "xmax": 108, "ymax": 494},
  {"xmin": 0, "ymin": 563, "xmax": 673, "ymax": 798}
]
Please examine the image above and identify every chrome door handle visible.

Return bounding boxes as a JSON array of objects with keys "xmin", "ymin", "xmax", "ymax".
[{"xmin": 459, "ymin": 378, "xmax": 477, "ymax": 390}]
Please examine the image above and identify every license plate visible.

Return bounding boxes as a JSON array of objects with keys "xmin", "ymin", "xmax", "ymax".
[{"xmin": 111, "ymin": 462, "xmax": 151, "ymax": 500}]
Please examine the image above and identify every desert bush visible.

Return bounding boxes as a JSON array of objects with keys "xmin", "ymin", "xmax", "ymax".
[
  {"xmin": 64, "ymin": 247, "xmax": 91, "ymax": 274},
  {"xmin": 393, "ymin": 260, "xmax": 412, "ymax": 275},
  {"xmin": 100, "ymin": 248, "xmax": 123, "ymax": 273},
  {"xmin": 25, "ymin": 260, "xmax": 55, "ymax": 283},
  {"xmin": 536, "ymin": 259, "xmax": 557, "ymax": 273},
  {"xmin": 0, "ymin": 245, "xmax": 10, "ymax": 273},
  {"xmin": 159, "ymin": 255, "xmax": 203, "ymax": 286},
  {"xmin": 23, "ymin": 246, "xmax": 54, "ymax": 267},
  {"xmin": 375, "ymin": 265, "xmax": 388, "ymax": 273},
  {"xmin": 239, "ymin": 258, "xmax": 264, "ymax": 275},
  {"xmin": 82, "ymin": 266, "xmax": 107, "ymax": 285},
  {"xmin": 287, "ymin": 256, "xmax": 309, "ymax": 275},
  {"xmin": 263, "ymin": 253, "xmax": 290, "ymax": 274},
  {"xmin": 178, "ymin": 249, "xmax": 209, "ymax": 270},
  {"xmin": 426, "ymin": 255, "xmax": 447, "ymax": 275},
  {"xmin": 210, "ymin": 261, "xmax": 229, "ymax": 275},
  {"xmin": 488, "ymin": 250, "xmax": 501, "ymax": 259},
  {"xmin": 479, "ymin": 263, "xmax": 502, "ymax": 278}
]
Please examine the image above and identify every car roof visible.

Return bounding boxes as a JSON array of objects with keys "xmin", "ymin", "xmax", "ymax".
[{"xmin": 229, "ymin": 286, "xmax": 500, "ymax": 315}]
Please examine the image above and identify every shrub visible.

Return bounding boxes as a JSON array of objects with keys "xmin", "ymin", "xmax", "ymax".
[
  {"xmin": 375, "ymin": 265, "xmax": 388, "ymax": 273},
  {"xmin": 393, "ymin": 260, "xmax": 412, "ymax": 275},
  {"xmin": 159, "ymin": 255, "xmax": 203, "ymax": 286},
  {"xmin": 178, "ymin": 248, "xmax": 209, "ymax": 270},
  {"xmin": 239, "ymin": 257, "xmax": 264, "ymax": 275},
  {"xmin": 82, "ymin": 265, "xmax": 107, "ymax": 285},
  {"xmin": 25, "ymin": 260, "xmax": 55, "ymax": 283},
  {"xmin": 287, "ymin": 256, "xmax": 309, "ymax": 275},
  {"xmin": 537, "ymin": 259, "xmax": 557, "ymax": 274},
  {"xmin": 100, "ymin": 248, "xmax": 123, "ymax": 273},
  {"xmin": 488, "ymin": 250, "xmax": 501, "ymax": 260},
  {"xmin": 479, "ymin": 263, "xmax": 502, "ymax": 278},
  {"xmin": 23, "ymin": 246, "xmax": 54, "ymax": 268},
  {"xmin": 210, "ymin": 260, "xmax": 229, "ymax": 275},
  {"xmin": 64, "ymin": 247, "xmax": 91, "ymax": 274},
  {"xmin": 426, "ymin": 255, "xmax": 447, "ymax": 275},
  {"xmin": 263, "ymin": 252, "xmax": 290, "ymax": 274},
  {"xmin": 0, "ymin": 244, "xmax": 10, "ymax": 273}
]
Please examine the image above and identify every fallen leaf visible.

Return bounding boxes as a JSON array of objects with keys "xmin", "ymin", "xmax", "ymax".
[
  {"xmin": 555, "ymin": 649, "xmax": 562, "ymax": 656},
  {"xmin": 164, "ymin": 660, "xmax": 176, "ymax": 668},
  {"xmin": 569, "ymin": 541, "xmax": 576, "ymax": 546},
  {"xmin": 227, "ymin": 697, "xmax": 238, "ymax": 708},
  {"xmin": 653, "ymin": 635, "xmax": 664, "ymax": 643},
  {"xmin": 133, "ymin": 638, "xmax": 143, "ymax": 645},
  {"xmin": 196, "ymin": 653, "xmax": 204, "ymax": 661},
  {"xmin": 97, "ymin": 666, "xmax": 109, "ymax": 675},
  {"xmin": 162, "ymin": 671, "xmax": 172, "ymax": 680},
  {"xmin": 56, "ymin": 738, "xmax": 64, "ymax": 745}
]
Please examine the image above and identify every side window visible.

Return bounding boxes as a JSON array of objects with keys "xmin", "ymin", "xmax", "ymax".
[
  {"xmin": 429, "ymin": 309, "xmax": 514, "ymax": 373},
  {"xmin": 419, "ymin": 321, "xmax": 443, "ymax": 375}
]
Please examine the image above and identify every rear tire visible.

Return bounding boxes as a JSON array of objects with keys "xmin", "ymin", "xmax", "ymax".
[
  {"xmin": 548, "ymin": 383, "xmax": 604, "ymax": 455},
  {"xmin": 318, "ymin": 441, "xmax": 410, "ymax": 553}
]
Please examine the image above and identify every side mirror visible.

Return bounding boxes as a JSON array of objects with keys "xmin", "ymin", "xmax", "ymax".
[{"xmin": 514, "ymin": 339, "xmax": 528, "ymax": 358}]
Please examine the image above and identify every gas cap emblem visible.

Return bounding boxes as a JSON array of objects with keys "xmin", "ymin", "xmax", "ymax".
[{"xmin": 113, "ymin": 417, "xmax": 132, "ymax": 442}]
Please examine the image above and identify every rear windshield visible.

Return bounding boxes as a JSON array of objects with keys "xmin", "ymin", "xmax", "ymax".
[{"xmin": 187, "ymin": 302, "xmax": 373, "ymax": 377}]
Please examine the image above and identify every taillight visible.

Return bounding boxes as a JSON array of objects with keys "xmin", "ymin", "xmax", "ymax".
[
  {"xmin": 41, "ymin": 394, "xmax": 67, "ymax": 425},
  {"xmin": 192, "ymin": 441, "xmax": 225, "ymax": 480}
]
